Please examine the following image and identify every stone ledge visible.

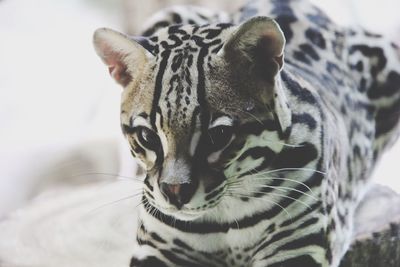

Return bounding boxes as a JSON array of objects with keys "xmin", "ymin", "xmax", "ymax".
[{"xmin": 340, "ymin": 184, "xmax": 400, "ymax": 267}]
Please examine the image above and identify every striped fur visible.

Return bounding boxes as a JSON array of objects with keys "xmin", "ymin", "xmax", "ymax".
[{"xmin": 93, "ymin": 0, "xmax": 400, "ymax": 266}]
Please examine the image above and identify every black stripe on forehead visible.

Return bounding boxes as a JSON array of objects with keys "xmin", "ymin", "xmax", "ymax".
[
  {"xmin": 192, "ymin": 38, "xmax": 223, "ymax": 132},
  {"xmin": 196, "ymin": 45, "xmax": 210, "ymax": 131},
  {"xmin": 134, "ymin": 36, "xmax": 157, "ymax": 55},
  {"xmin": 150, "ymin": 50, "xmax": 171, "ymax": 129},
  {"xmin": 150, "ymin": 24, "xmax": 229, "ymax": 130}
]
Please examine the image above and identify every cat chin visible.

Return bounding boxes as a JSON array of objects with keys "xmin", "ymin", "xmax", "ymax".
[
  {"xmin": 174, "ymin": 212, "xmax": 203, "ymax": 221},
  {"xmin": 160, "ymin": 208, "xmax": 206, "ymax": 221}
]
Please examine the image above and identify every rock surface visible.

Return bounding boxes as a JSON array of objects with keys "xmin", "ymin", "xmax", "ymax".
[{"xmin": 340, "ymin": 185, "xmax": 400, "ymax": 267}]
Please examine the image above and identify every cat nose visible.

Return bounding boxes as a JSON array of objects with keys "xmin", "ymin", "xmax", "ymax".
[{"xmin": 160, "ymin": 182, "xmax": 196, "ymax": 209}]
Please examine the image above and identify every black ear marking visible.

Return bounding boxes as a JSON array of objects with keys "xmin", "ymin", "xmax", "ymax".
[{"xmin": 134, "ymin": 36, "xmax": 157, "ymax": 56}]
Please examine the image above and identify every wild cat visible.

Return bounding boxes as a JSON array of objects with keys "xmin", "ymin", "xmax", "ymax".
[
  {"xmin": 0, "ymin": 1, "xmax": 398, "ymax": 267},
  {"xmin": 91, "ymin": 0, "xmax": 400, "ymax": 266}
]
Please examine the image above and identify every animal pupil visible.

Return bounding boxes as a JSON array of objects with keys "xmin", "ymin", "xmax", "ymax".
[{"xmin": 137, "ymin": 127, "xmax": 161, "ymax": 151}]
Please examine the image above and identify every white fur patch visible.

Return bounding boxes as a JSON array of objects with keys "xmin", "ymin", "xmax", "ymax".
[
  {"xmin": 190, "ymin": 131, "xmax": 201, "ymax": 156},
  {"xmin": 156, "ymin": 113, "xmax": 169, "ymax": 156},
  {"xmin": 209, "ymin": 116, "xmax": 233, "ymax": 128},
  {"xmin": 132, "ymin": 116, "xmax": 150, "ymax": 128}
]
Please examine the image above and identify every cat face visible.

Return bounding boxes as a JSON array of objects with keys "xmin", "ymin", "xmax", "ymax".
[{"xmin": 93, "ymin": 18, "xmax": 290, "ymax": 220}]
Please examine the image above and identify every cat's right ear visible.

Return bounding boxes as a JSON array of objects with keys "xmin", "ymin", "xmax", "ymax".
[{"xmin": 93, "ymin": 28, "xmax": 153, "ymax": 87}]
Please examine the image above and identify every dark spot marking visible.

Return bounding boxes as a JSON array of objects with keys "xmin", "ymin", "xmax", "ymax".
[{"xmin": 305, "ymin": 28, "xmax": 326, "ymax": 49}]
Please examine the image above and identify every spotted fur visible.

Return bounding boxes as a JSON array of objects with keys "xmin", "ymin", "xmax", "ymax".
[{"xmin": 93, "ymin": 0, "xmax": 400, "ymax": 266}]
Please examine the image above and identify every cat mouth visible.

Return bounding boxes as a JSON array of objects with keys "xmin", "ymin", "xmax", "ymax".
[
  {"xmin": 143, "ymin": 193, "xmax": 221, "ymax": 221},
  {"xmin": 171, "ymin": 210, "xmax": 204, "ymax": 221}
]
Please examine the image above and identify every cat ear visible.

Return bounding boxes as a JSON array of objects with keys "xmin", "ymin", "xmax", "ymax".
[
  {"xmin": 221, "ymin": 16, "xmax": 285, "ymax": 82},
  {"xmin": 93, "ymin": 28, "xmax": 153, "ymax": 87},
  {"xmin": 221, "ymin": 17, "xmax": 291, "ymax": 134}
]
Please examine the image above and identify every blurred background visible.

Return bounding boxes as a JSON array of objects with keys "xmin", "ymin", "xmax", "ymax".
[{"xmin": 0, "ymin": 0, "xmax": 399, "ymax": 217}]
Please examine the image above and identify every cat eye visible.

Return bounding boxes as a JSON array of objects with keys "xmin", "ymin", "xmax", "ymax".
[
  {"xmin": 137, "ymin": 127, "xmax": 161, "ymax": 151},
  {"xmin": 208, "ymin": 126, "xmax": 233, "ymax": 151}
]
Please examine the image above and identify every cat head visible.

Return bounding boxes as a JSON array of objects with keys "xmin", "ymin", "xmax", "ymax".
[{"xmin": 93, "ymin": 17, "xmax": 292, "ymax": 220}]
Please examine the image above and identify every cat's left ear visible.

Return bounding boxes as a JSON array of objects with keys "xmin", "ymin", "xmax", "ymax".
[
  {"xmin": 220, "ymin": 17, "xmax": 291, "ymax": 134},
  {"xmin": 93, "ymin": 28, "xmax": 153, "ymax": 88},
  {"xmin": 221, "ymin": 16, "xmax": 285, "ymax": 83}
]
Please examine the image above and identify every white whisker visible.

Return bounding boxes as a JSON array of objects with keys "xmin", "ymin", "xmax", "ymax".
[
  {"xmin": 225, "ymin": 192, "xmax": 292, "ymax": 220},
  {"xmin": 252, "ymin": 190, "xmax": 311, "ymax": 210},
  {"xmin": 262, "ymin": 140, "xmax": 304, "ymax": 148},
  {"xmin": 228, "ymin": 183, "xmax": 317, "ymax": 201},
  {"xmin": 229, "ymin": 173, "xmax": 315, "ymax": 195},
  {"xmin": 251, "ymin": 177, "xmax": 315, "ymax": 194},
  {"xmin": 87, "ymin": 191, "xmax": 143, "ymax": 214},
  {"xmin": 227, "ymin": 186, "xmax": 313, "ymax": 210},
  {"xmin": 255, "ymin": 167, "xmax": 326, "ymax": 175},
  {"xmin": 72, "ymin": 172, "xmax": 145, "ymax": 183},
  {"xmin": 253, "ymin": 184, "xmax": 318, "ymax": 200}
]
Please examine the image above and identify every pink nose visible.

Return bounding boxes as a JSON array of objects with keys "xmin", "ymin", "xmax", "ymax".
[{"xmin": 160, "ymin": 182, "xmax": 195, "ymax": 209}]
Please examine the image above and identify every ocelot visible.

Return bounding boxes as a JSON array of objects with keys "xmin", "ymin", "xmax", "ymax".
[{"xmin": 93, "ymin": 0, "xmax": 400, "ymax": 266}]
